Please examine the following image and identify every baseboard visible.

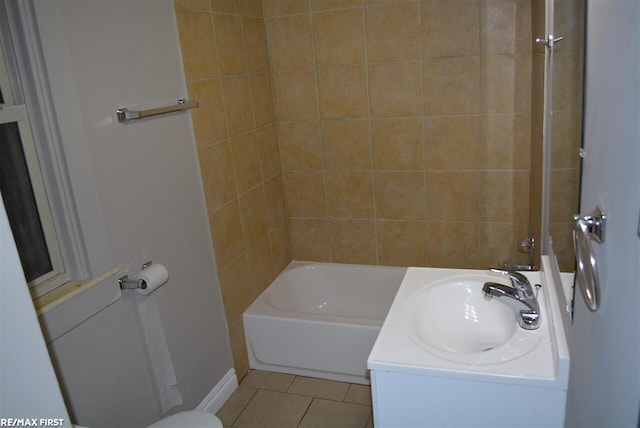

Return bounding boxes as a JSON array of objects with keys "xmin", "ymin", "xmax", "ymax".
[{"xmin": 196, "ymin": 368, "xmax": 238, "ymax": 414}]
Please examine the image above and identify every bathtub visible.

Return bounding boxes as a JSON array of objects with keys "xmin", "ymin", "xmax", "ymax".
[{"xmin": 243, "ymin": 261, "xmax": 406, "ymax": 384}]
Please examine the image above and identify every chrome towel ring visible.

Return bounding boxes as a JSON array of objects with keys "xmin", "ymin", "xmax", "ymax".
[{"xmin": 573, "ymin": 207, "xmax": 606, "ymax": 311}]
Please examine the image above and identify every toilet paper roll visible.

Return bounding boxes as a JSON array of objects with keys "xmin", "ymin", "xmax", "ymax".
[{"xmin": 133, "ymin": 263, "xmax": 169, "ymax": 295}]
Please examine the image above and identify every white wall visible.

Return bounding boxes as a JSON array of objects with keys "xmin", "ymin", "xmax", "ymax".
[
  {"xmin": 24, "ymin": 1, "xmax": 233, "ymax": 426},
  {"xmin": 565, "ymin": 0, "xmax": 640, "ymax": 426},
  {"xmin": 0, "ymin": 199, "xmax": 70, "ymax": 426}
]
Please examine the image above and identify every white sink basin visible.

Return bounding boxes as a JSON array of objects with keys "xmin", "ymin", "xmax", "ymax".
[
  {"xmin": 367, "ymin": 261, "xmax": 572, "ymax": 428},
  {"xmin": 368, "ymin": 266, "xmax": 570, "ymax": 386},
  {"xmin": 408, "ymin": 274, "xmax": 542, "ymax": 365}
]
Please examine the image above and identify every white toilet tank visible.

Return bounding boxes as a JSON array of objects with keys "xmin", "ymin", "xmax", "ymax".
[{"xmin": 148, "ymin": 411, "xmax": 222, "ymax": 428}]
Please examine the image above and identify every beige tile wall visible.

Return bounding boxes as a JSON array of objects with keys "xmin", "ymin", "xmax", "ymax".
[
  {"xmin": 173, "ymin": 0, "xmax": 559, "ymax": 378},
  {"xmin": 266, "ymin": 0, "xmax": 533, "ymax": 269},
  {"xmin": 174, "ymin": 0, "xmax": 291, "ymax": 378}
]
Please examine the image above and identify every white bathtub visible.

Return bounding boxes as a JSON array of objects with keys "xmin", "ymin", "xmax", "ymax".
[{"xmin": 243, "ymin": 261, "xmax": 406, "ymax": 384}]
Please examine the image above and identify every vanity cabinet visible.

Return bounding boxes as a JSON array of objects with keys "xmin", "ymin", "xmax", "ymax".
[{"xmin": 370, "ymin": 369, "xmax": 566, "ymax": 427}]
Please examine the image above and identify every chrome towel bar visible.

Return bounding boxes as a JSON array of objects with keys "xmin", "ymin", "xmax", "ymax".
[
  {"xmin": 116, "ymin": 98, "xmax": 198, "ymax": 123},
  {"xmin": 573, "ymin": 206, "xmax": 606, "ymax": 312}
]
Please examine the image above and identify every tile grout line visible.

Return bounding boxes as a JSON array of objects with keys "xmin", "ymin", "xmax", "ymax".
[
  {"xmin": 344, "ymin": 383, "xmax": 354, "ymax": 403},
  {"xmin": 340, "ymin": 382, "xmax": 351, "ymax": 402},
  {"xmin": 228, "ymin": 386, "xmax": 258, "ymax": 428},
  {"xmin": 288, "ymin": 373, "xmax": 314, "ymax": 428},
  {"xmin": 296, "ymin": 395, "xmax": 315, "ymax": 428},
  {"xmin": 285, "ymin": 373, "xmax": 298, "ymax": 393}
]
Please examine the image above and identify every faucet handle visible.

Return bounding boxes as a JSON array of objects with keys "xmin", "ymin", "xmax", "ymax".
[{"xmin": 489, "ymin": 268, "xmax": 534, "ymax": 299}]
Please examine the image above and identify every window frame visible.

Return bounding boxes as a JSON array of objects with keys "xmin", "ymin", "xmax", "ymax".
[
  {"xmin": 1, "ymin": 0, "xmax": 116, "ymax": 306},
  {"xmin": 0, "ymin": 33, "xmax": 15, "ymax": 105},
  {"xmin": 0, "ymin": 104, "xmax": 68, "ymax": 297}
]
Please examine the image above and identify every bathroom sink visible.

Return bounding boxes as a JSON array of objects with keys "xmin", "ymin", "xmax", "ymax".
[
  {"xmin": 408, "ymin": 274, "xmax": 542, "ymax": 365},
  {"xmin": 368, "ymin": 266, "xmax": 570, "ymax": 384},
  {"xmin": 368, "ymin": 262, "xmax": 571, "ymax": 427}
]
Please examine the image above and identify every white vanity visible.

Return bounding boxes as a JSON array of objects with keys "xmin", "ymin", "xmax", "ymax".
[{"xmin": 368, "ymin": 259, "xmax": 570, "ymax": 427}]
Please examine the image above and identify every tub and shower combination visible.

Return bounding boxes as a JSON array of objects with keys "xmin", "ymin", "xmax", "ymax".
[{"xmin": 243, "ymin": 262, "xmax": 406, "ymax": 385}]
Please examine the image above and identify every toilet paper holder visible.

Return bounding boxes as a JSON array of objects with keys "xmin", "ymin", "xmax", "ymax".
[{"xmin": 119, "ymin": 261, "xmax": 153, "ymax": 291}]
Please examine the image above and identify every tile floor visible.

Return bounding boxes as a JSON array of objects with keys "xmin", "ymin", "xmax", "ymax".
[{"xmin": 216, "ymin": 370, "xmax": 373, "ymax": 428}]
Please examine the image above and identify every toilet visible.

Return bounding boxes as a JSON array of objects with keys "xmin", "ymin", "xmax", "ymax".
[
  {"xmin": 74, "ymin": 411, "xmax": 223, "ymax": 428},
  {"xmin": 148, "ymin": 411, "xmax": 223, "ymax": 428}
]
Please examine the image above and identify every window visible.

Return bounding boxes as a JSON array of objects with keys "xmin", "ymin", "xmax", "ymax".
[
  {"xmin": 0, "ymin": 106, "xmax": 67, "ymax": 297},
  {"xmin": 0, "ymin": 20, "xmax": 67, "ymax": 298},
  {"xmin": 0, "ymin": 1, "xmax": 117, "ymax": 312}
]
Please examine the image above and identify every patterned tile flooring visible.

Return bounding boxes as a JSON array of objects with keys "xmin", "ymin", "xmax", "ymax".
[{"xmin": 216, "ymin": 370, "xmax": 373, "ymax": 428}]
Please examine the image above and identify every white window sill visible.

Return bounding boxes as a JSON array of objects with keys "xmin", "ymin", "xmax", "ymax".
[{"xmin": 36, "ymin": 266, "xmax": 122, "ymax": 343}]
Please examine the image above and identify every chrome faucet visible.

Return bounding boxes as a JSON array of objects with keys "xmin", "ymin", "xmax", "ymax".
[{"xmin": 482, "ymin": 268, "xmax": 541, "ymax": 330}]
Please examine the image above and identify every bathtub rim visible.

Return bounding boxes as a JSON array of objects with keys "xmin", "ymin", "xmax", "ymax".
[
  {"xmin": 244, "ymin": 260, "xmax": 408, "ymax": 326},
  {"xmin": 243, "ymin": 260, "xmax": 408, "ymax": 385}
]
